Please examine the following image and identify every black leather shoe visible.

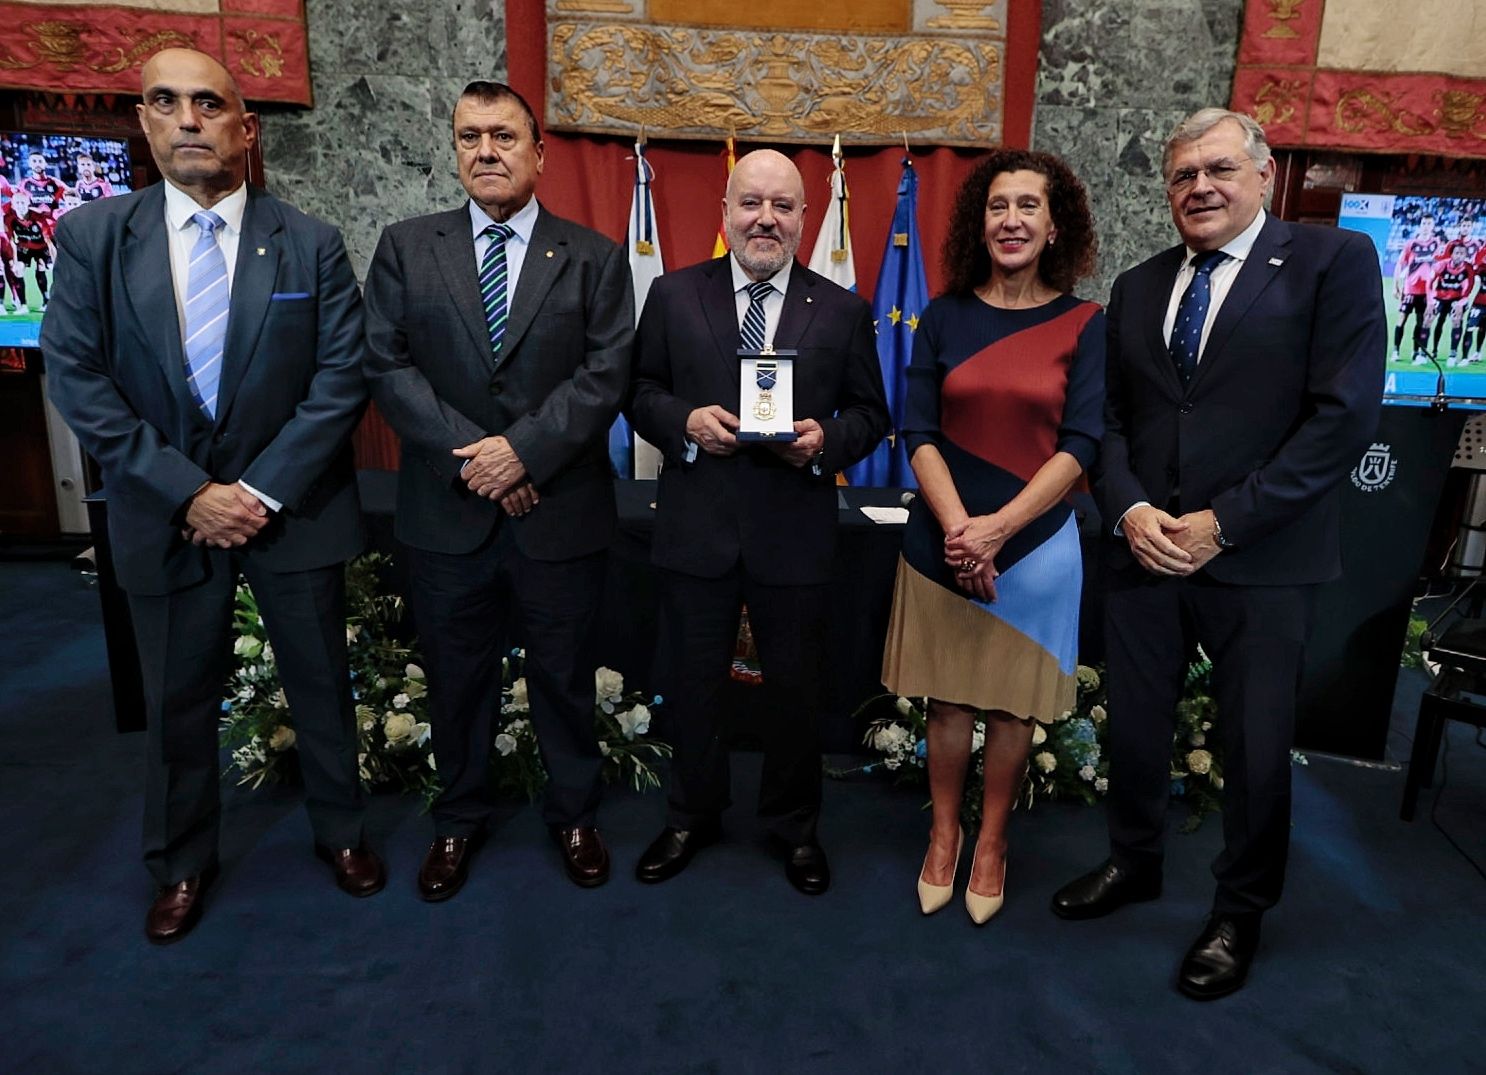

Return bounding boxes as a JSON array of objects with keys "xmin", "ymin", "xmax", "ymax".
[
  {"xmin": 785, "ymin": 843, "xmax": 831, "ymax": 896},
  {"xmin": 552, "ymin": 826, "xmax": 610, "ymax": 888},
  {"xmin": 418, "ymin": 833, "xmax": 482, "ymax": 902},
  {"xmin": 144, "ymin": 865, "xmax": 217, "ymax": 945},
  {"xmin": 1051, "ymin": 859, "xmax": 1161, "ymax": 920},
  {"xmin": 635, "ymin": 824, "xmax": 719, "ymax": 884},
  {"xmin": 315, "ymin": 844, "xmax": 386, "ymax": 897},
  {"xmin": 1177, "ymin": 913, "xmax": 1262, "ymax": 1000}
]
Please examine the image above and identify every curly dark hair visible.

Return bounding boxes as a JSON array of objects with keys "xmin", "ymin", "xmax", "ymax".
[{"xmin": 941, "ymin": 149, "xmax": 1098, "ymax": 296}]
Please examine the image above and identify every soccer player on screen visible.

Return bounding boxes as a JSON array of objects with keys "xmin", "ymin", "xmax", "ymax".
[
  {"xmin": 74, "ymin": 152, "xmax": 115, "ymax": 202},
  {"xmin": 6, "ymin": 188, "xmax": 55, "ymax": 312},
  {"xmin": 20, "ymin": 150, "xmax": 68, "ymax": 211},
  {"xmin": 1430, "ymin": 246, "xmax": 1477, "ymax": 366},
  {"xmin": 1394, "ymin": 215, "xmax": 1441, "ymax": 363},
  {"xmin": 1466, "ymin": 243, "xmax": 1486, "ymax": 366}
]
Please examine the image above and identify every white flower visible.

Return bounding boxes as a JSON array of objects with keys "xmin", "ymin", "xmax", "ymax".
[
  {"xmin": 375, "ymin": 677, "xmax": 388, "ymax": 689},
  {"xmin": 345, "ymin": 624, "xmax": 360, "ymax": 644},
  {"xmin": 405, "ymin": 663, "xmax": 424, "ymax": 680},
  {"xmin": 427, "ymin": 753, "xmax": 437, "ymax": 771},
  {"xmin": 1079, "ymin": 764, "xmax": 1096, "ymax": 781},
  {"xmin": 360, "ymin": 718, "xmax": 374, "ymax": 732},
  {"xmin": 871, "ymin": 723, "xmax": 909, "ymax": 753},
  {"xmin": 271, "ymin": 689, "xmax": 288, "ymax": 709},
  {"xmin": 1186, "ymin": 749, "xmax": 1213, "ymax": 775},
  {"xmin": 509, "ymin": 677, "xmax": 529, "ymax": 708},
  {"xmin": 1201, "ymin": 721, "xmax": 1212, "ymax": 732},
  {"xmin": 507, "ymin": 719, "xmax": 530, "ymax": 735},
  {"xmin": 595, "ymin": 667, "xmax": 624, "ymax": 700},
  {"xmin": 1053, "ymin": 709, "xmax": 1071, "ymax": 723},
  {"xmin": 895, "ymin": 696, "xmax": 914, "ymax": 715},
  {"xmin": 233, "ymin": 635, "xmax": 263, "ymax": 658},
  {"xmin": 617, "ymin": 704, "xmax": 651, "ymax": 740},
  {"xmin": 883, "ymin": 755, "xmax": 901, "ymax": 770},
  {"xmin": 1076, "ymin": 665, "xmax": 1100, "ymax": 690},
  {"xmin": 384, "ymin": 712, "xmax": 414, "ymax": 742},
  {"xmin": 1188, "ymin": 731, "xmax": 1206, "ymax": 747},
  {"xmin": 1034, "ymin": 751, "xmax": 1057, "ymax": 773},
  {"xmin": 598, "ymin": 740, "xmax": 611, "ymax": 757},
  {"xmin": 411, "ymin": 721, "xmax": 431, "ymax": 747},
  {"xmin": 971, "ymin": 726, "xmax": 985, "ymax": 752},
  {"xmin": 1094, "ymin": 777, "xmax": 1109, "ymax": 793},
  {"xmin": 494, "ymin": 733, "xmax": 517, "ymax": 756},
  {"xmin": 1031, "ymin": 724, "xmax": 1047, "ymax": 746},
  {"xmin": 268, "ymin": 725, "xmax": 296, "ymax": 751},
  {"xmin": 403, "ymin": 679, "xmax": 427, "ymax": 700},
  {"xmin": 1090, "ymin": 704, "xmax": 1107, "ymax": 724},
  {"xmin": 393, "ymin": 692, "xmax": 410, "ymax": 710}
]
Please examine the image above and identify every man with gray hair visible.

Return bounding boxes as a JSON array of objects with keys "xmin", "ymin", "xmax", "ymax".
[
  {"xmin": 627, "ymin": 149, "xmax": 888, "ymax": 894},
  {"xmin": 1051, "ymin": 108, "xmax": 1384, "ymax": 998}
]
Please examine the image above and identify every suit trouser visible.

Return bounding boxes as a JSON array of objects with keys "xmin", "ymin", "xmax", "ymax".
[
  {"xmin": 659, "ymin": 565, "xmax": 830, "ymax": 846},
  {"xmin": 407, "ymin": 527, "xmax": 606, "ymax": 835},
  {"xmin": 128, "ymin": 555, "xmax": 364, "ymax": 886},
  {"xmin": 1103, "ymin": 567, "xmax": 1315, "ymax": 915}
]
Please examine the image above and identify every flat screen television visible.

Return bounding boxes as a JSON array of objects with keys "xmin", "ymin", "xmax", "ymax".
[
  {"xmin": 0, "ymin": 130, "xmax": 133, "ymax": 349},
  {"xmin": 1338, "ymin": 193, "xmax": 1486, "ymax": 408}
]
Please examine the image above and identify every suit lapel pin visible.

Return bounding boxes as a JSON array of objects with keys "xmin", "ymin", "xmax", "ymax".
[
  {"xmin": 806, "ymin": 296, "xmax": 813, "ymax": 304},
  {"xmin": 1268, "ymin": 257, "xmax": 1284, "ymax": 266},
  {"xmin": 545, "ymin": 250, "xmax": 554, "ymax": 258},
  {"xmin": 256, "ymin": 247, "xmax": 266, "ymax": 256}
]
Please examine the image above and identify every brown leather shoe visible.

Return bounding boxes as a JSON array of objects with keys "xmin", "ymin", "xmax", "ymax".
[
  {"xmin": 418, "ymin": 835, "xmax": 479, "ymax": 902},
  {"xmin": 315, "ymin": 844, "xmax": 386, "ymax": 898},
  {"xmin": 144, "ymin": 866, "xmax": 216, "ymax": 945},
  {"xmin": 552, "ymin": 826, "xmax": 610, "ymax": 888}
]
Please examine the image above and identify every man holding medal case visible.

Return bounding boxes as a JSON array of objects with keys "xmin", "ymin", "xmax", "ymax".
[{"xmin": 627, "ymin": 149, "xmax": 890, "ymax": 895}]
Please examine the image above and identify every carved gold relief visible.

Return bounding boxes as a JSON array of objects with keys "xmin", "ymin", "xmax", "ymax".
[
  {"xmin": 1261, "ymin": 0, "xmax": 1306, "ymax": 40},
  {"xmin": 1334, "ymin": 88, "xmax": 1432, "ymax": 137},
  {"xmin": 0, "ymin": 22, "xmax": 194, "ymax": 74},
  {"xmin": 925, "ymin": 1, "xmax": 1000, "ymax": 31},
  {"xmin": 1250, "ymin": 77, "xmax": 1305, "ymax": 126},
  {"xmin": 547, "ymin": 22, "xmax": 1002, "ymax": 145},
  {"xmin": 553, "ymin": 0, "xmax": 637, "ymax": 12}
]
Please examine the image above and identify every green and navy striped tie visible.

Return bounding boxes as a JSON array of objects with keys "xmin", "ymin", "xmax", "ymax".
[{"xmin": 479, "ymin": 222, "xmax": 516, "ymax": 354}]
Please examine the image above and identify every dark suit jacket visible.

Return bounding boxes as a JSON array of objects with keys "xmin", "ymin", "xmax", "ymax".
[
  {"xmin": 41, "ymin": 184, "xmax": 367, "ymax": 596},
  {"xmin": 363, "ymin": 204, "xmax": 633, "ymax": 560},
  {"xmin": 1097, "ymin": 215, "xmax": 1385, "ymax": 586},
  {"xmin": 627, "ymin": 256, "xmax": 889, "ymax": 586}
]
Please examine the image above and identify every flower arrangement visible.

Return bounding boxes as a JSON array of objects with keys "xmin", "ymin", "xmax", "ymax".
[
  {"xmin": 856, "ymin": 657, "xmax": 1224, "ymax": 830},
  {"xmin": 220, "ymin": 553, "xmax": 670, "ymax": 806}
]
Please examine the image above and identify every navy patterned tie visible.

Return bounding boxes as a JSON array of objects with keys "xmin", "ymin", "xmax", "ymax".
[
  {"xmin": 479, "ymin": 222, "xmax": 515, "ymax": 355},
  {"xmin": 739, "ymin": 280, "xmax": 774, "ymax": 351},
  {"xmin": 183, "ymin": 211, "xmax": 228, "ymax": 417},
  {"xmin": 1169, "ymin": 249, "xmax": 1229, "ymax": 386}
]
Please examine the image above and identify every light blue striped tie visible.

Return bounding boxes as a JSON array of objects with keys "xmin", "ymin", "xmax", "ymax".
[
  {"xmin": 183, "ymin": 211, "xmax": 228, "ymax": 418},
  {"xmin": 479, "ymin": 222, "xmax": 515, "ymax": 355}
]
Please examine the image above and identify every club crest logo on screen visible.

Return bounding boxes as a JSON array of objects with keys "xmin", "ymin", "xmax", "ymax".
[{"xmin": 1351, "ymin": 442, "xmax": 1398, "ymax": 492}]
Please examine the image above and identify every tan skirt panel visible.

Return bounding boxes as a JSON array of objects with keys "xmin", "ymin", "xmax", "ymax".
[{"xmin": 881, "ymin": 557, "xmax": 1076, "ymax": 723}]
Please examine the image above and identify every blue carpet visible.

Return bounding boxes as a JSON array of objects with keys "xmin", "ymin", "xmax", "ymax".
[{"xmin": 1, "ymin": 561, "xmax": 1483, "ymax": 1073}]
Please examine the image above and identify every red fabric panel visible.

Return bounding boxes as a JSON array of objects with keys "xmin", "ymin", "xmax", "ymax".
[
  {"xmin": 0, "ymin": 2, "xmax": 311, "ymax": 105},
  {"xmin": 222, "ymin": 0, "xmax": 304, "ymax": 15},
  {"xmin": 1236, "ymin": 0, "xmax": 1322, "ymax": 66}
]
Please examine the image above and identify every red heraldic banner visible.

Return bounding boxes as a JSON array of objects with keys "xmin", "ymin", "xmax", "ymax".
[
  {"xmin": 1230, "ymin": 0, "xmax": 1486, "ymax": 159},
  {"xmin": 0, "ymin": 0, "xmax": 311, "ymax": 105}
]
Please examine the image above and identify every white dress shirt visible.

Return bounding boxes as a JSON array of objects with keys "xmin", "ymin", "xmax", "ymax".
[
  {"xmin": 163, "ymin": 180, "xmax": 280, "ymax": 511},
  {"xmin": 1161, "ymin": 207, "xmax": 1267, "ymax": 360},
  {"xmin": 470, "ymin": 194, "xmax": 539, "ymax": 296},
  {"xmin": 729, "ymin": 253, "xmax": 793, "ymax": 349}
]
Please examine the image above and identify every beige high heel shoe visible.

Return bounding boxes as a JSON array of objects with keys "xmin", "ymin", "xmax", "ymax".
[
  {"xmin": 965, "ymin": 846, "xmax": 1007, "ymax": 925},
  {"xmin": 917, "ymin": 827, "xmax": 964, "ymax": 915}
]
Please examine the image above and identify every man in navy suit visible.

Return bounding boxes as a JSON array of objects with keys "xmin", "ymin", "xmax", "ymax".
[
  {"xmin": 1051, "ymin": 108, "xmax": 1384, "ymax": 998},
  {"xmin": 627, "ymin": 150, "xmax": 889, "ymax": 895},
  {"xmin": 363, "ymin": 82, "xmax": 633, "ymax": 897},
  {"xmin": 42, "ymin": 49, "xmax": 381, "ymax": 944}
]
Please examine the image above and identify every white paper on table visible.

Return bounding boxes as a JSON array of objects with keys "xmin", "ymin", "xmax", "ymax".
[{"xmin": 859, "ymin": 506, "xmax": 909, "ymax": 525}]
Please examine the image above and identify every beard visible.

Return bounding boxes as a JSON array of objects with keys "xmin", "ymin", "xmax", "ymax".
[{"xmin": 726, "ymin": 224, "xmax": 795, "ymax": 278}]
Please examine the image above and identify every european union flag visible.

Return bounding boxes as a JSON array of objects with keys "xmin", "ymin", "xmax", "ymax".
[{"xmin": 847, "ymin": 157, "xmax": 928, "ymax": 488}]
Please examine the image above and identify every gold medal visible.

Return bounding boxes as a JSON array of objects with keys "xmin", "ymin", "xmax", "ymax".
[{"xmin": 753, "ymin": 394, "xmax": 776, "ymax": 420}]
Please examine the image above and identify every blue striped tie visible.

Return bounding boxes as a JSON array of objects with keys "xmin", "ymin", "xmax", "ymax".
[
  {"xmin": 1169, "ymin": 249, "xmax": 1228, "ymax": 386},
  {"xmin": 740, "ymin": 280, "xmax": 773, "ymax": 350},
  {"xmin": 479, "ymin": 222, "xmax": 515, "ymax": 355},
  {"xmin": 183, "ymin": 211, "xmax": 229, "ymax": 417}
]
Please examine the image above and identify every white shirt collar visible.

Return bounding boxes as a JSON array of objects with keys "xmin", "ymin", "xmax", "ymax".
[
  {"xmin": 470, "ymin": 195, "xmax": 539, "ymax": 243},
  {"xmin": 1184, "ymin": 207, "xmax": 1267, "ymax": 267},
  {"xmin": 729, "ymin": 252, "xmax": 793, "ymax": 297},
  {"xmin": 163, "ymin": 179, "xmax": 247, "ymax": 234}
]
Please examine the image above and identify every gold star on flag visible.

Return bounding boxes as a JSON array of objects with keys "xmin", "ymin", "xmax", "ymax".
[
  {"xmin": 888, "ymin": 306, "xmax": 902, "ymax": 325},
  {"xmin": 906, "ymin": 313, "xmax": 920, "ymax": 331}
]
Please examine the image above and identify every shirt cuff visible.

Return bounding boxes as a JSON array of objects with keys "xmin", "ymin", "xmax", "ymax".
[
  {"xmin": 683, "ymin": 439, "xmax": 698, "ymax": 465},
  {"xmin": 238, "ymin": 480, "xmax": 282, "ymax": 513},
  {"xmin": 1113, "ymin": 501, "xmax": 1150, "ymax": 537}
]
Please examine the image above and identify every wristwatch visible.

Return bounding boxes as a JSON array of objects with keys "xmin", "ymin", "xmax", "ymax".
[{"xmin": 1213, "ymin": 514, "xmax": 1233, "ymax": 549}]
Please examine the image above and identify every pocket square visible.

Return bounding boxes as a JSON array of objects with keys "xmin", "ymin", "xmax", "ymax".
[{"xmin": 270, "ymin": 291, "xmax": 311, "ymax": 300}]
